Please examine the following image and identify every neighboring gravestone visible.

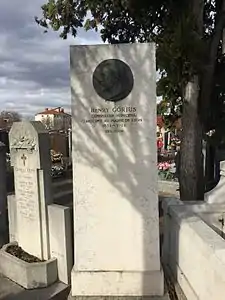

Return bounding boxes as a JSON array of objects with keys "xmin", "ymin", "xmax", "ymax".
[
  {"xmin": 205, "ymin": 160, "xmax": 225, "ymax": 203},
  {"xmin": 70, "ymin": 43, "xmax": 164, "ymax": 296},
  {"xmin": 0, "ymin": 142, "xmax": 8, "ymax": 246},
  {"xmin": 48, "ymin": 204, "xmax": 73, "ymax": 284},
  {"xmin": 9, "ymin": 122, "xmax": 53, "ymax": 260}
]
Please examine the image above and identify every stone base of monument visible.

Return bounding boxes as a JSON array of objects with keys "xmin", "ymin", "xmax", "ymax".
[
  {"xmin": 0, "ymin": 242, "xmax": 58, "ymax": 289},
  {"xmin": 71, "ymin": 268, "xmax": 164, "ymax": 296}
]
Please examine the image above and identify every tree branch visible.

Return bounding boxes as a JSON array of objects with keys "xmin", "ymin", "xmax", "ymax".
[{"xmin": 200, "ymin": 0, "xmax": 225, "ymax": 125}]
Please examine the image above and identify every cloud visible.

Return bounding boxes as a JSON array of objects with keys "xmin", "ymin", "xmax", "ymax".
[{"xmin": 0, "ymin": 0, "xmax": 102, "ymax": 117}]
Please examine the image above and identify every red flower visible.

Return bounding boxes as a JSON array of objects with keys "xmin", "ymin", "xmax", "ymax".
[{"xmin": 157, "ymin": 138, "xmax": 163, "ymax": 149}]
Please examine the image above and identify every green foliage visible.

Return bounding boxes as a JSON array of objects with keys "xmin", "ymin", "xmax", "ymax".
[
  {"xmin": 157, "ymin": 100, "xmax": 171, "ymax": 129},
  {"xmin": 0, "ymin": 111, "xmax": 21, "ymax": 122},
  {"xmin": 157, "ymin": 98, "xmax": 182, "ymax": 129},
  {"xmin": 35, "ymin": 0, "xmax": 87, "ymax": 39},
  {"xmin": 0, "ymin": 111, "xmax": 22, "ymax": 129},
  {"xmin": 35, "ymin": 0, "xmax": 221, "ymax": 133}
]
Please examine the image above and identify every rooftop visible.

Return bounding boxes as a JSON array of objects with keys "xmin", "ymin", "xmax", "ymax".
[{"xmin": 35, "ymin": 107, "xmax": 71, "ymax": 116}]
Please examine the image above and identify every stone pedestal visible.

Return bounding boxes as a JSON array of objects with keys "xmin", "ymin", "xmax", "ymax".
[
  {"xmin": 48, "ymin": 204, "xmax": 73, "ymax": 284},
  {"xmin": 70, "ymin": 43, "xmax": 164, "ymax": 296}
]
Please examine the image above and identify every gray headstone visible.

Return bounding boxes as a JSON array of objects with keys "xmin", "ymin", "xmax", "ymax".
[{"xmin": 9, "ymin": 121, "xmax": 53, "ymax": 260}]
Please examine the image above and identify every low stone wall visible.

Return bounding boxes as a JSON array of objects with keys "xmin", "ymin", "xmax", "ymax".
[
  {"xmin": 158, "ymin": 180, "xmax": 179, "ymax": 197},
  {"xmin": 162, "ymin": 198, "xmax": 225, "ymax": 300}
]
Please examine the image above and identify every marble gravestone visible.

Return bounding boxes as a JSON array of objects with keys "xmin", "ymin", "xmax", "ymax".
[
  {"xmin": 9, "ymin": 122, "xmax": 53, "ymax": 260},
  {"xmin": 70, "ymin": 43, "xmax": 164, "ymax": 296}
]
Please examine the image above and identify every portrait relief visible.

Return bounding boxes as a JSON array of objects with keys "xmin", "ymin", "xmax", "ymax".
[{"xmin": 92, "ymin": 59, "xmax": 134, "ymax": 102}]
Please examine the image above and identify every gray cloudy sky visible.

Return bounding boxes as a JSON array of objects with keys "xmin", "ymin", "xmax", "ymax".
[{"xmin": 0, "ymin": 0, "xmax": 102, "ymax": 118}]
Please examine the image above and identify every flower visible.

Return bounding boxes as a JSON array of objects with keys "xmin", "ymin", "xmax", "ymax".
[{"xmin": 157, "ymin": 161, "xmax": 171, "ymax": 171}]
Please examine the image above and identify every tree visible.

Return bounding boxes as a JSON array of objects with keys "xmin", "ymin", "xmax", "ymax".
[
  {"xmin": 41, "ymin": 115, "xmax": 52, "ymax": 130},
  {"xmin": 0, "ymin": 111, "xmax": 22, "ymax": 130},
  {"xmin": 36, "ymin": 0, "xmax": 225, "ymax": 200}
]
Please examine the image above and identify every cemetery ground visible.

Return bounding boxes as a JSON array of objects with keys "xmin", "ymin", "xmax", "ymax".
[
  {"xmin": 2, "ymin": 43, "xmax": 225, "ymax": 300},
  {"xmin": 0, "ymin": 122, "xmax": 215, "ymax": 300},
  {"xmin": 0, "ymin": 191, "xmax": 181, "ymax": 300},
  {"xmin": 1, "ymin": 134, "xmax": 179, "ymax": 299}
]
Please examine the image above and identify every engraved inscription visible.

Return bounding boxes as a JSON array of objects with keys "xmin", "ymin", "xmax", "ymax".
[
  {"xmin": 15, "ymin": 168, "xmax": 39, "ymax": 221},
  {"xmin": 81, "ymin": 105, "xmax": 143, "ymax": 134}
]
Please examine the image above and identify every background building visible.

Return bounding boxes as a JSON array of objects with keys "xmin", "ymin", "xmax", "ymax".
[{"xmin": 35, "ymin": 107, "xmax": 71, "ymax": 131}]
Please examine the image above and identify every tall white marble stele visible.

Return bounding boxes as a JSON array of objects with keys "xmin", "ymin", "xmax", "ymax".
[{"xmin": 70, "ymin": 43, "xmax": 164, "ymax": 296}]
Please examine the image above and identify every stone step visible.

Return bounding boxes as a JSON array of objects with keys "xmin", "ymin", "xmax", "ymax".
[{"xmin": 0, "ymin": 273, "xmax": 70, "ymax": 300}]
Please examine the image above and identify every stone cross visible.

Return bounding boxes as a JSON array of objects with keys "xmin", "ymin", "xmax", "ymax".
[{"xmin": 21, "ymin": 154, "xmax": 27, "ymax": 167}]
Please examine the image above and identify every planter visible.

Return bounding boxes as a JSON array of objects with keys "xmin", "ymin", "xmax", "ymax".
[{"xmin": 0, "ymin": 242, "xmax": 58, "ymax": 289}]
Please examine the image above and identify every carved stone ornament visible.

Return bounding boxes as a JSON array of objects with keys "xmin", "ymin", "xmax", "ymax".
[{"xmin": 11, "ymin": 135, "xmax": 36, "ymax": 151}]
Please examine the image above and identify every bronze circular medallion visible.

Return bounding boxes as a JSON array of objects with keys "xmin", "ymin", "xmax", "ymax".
[{"xmin": 92, "ymin": 59, "xmax": 134, "ymax": 102}]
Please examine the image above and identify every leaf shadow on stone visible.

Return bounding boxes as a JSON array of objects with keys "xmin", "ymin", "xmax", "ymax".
[{"xmin": 70, "ymin": 44, "xmax": 163, "ymax": 296}]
